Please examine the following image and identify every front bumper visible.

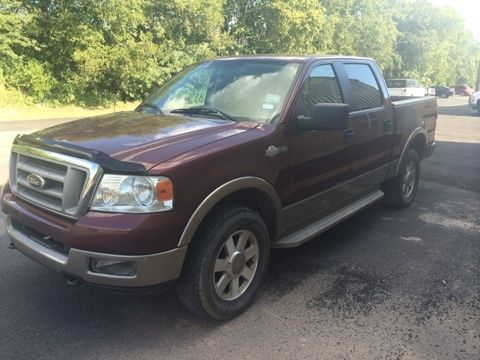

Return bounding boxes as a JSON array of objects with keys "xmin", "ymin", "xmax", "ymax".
[
  {"xmin": 1, "ymin": 183, "xmax": 191, "ymax": 288},
  {"xmin": 3, "ymin": 213, "xmax": 188, "ymax": 287}
]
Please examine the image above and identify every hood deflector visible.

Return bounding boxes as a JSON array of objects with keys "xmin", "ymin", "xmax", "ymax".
[{"xmin": 14, "ymin": 134, "xmax": 148, "ymax": 174}]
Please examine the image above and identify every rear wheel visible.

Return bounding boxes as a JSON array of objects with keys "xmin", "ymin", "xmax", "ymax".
[
  {"xmin": 176, "ymin": 206, "xmax": 269, "ymax": 320},
  {"xmin": 383, "ymin": 149, "xmax": 420, "ymax": 208}
]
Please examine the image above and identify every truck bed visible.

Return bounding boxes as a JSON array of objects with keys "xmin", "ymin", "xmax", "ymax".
[{"xmin": 391, "ymin": 96, "xmax": 437, "ymax": 146}]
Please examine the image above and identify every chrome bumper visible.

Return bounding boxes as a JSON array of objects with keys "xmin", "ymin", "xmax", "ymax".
[{"xmin": 3, "ymin": 213, "xmax": 187, "ymax": 287}]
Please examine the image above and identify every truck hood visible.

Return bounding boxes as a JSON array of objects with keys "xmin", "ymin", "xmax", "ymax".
[{"xmin": 28, "ymin": 111, "xmax": 257, "ymax": 170}]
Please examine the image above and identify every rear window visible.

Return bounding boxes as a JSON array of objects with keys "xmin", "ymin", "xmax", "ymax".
[
  {"xmin": 407, "ymin": 80, "xmax": 418, "ymax": 88},
  {"xmin": 386, "ymin": 79, "xmax": 407, "ymax": 88}
]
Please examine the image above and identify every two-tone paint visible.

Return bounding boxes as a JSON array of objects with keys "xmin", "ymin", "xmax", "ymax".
[{"xmin": 1, "ymin": 56, "xmax": 437, "ymax": 288}]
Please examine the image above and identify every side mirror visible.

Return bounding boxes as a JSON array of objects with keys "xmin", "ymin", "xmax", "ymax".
[{"xmin": 295, "ymin": 103, "xmax": 349, "ymax": 131}]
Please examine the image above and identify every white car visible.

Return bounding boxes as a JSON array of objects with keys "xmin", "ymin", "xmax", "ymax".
[
  {"xmin": 469, "ymin": 91, "xmax": 480, "ymax": 115},
  {"xmin": 386, "ymin": 79, "xmax": 428, "ymax": 97}
]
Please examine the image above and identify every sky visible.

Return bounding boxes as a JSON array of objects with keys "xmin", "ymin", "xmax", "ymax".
[{"xmin": 431, "ymin": 0, "xmax": 480, "ymax": 40}]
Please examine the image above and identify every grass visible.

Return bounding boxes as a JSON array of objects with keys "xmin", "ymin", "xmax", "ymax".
[{"xmin": 0, "ymin": 85, "xmax": 139, "ymax": 121}]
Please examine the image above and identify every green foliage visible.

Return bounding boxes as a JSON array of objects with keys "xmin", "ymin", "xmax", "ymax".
[
  {"xmin": 386, "ymin": 0, "xmax": 480, "ymax": 85},
  {"xmin": 6, "ymin": 59, "xmax": 54, "ymax": 100},
  {"xmin": 0, "ymin": 83, "xmax": 33, "ymax": 107},
  {"xmin": 0, "ymin": 0, "xmax": 478, "ymax": 106}
]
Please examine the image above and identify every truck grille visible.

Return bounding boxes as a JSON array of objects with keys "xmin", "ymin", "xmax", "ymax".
[{"xmin": 9, "ymin": 144, "xmax": 102, "ymax": 218}]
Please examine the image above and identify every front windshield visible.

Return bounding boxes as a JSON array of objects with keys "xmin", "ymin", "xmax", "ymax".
[{"xmin": 139, "ymin": 59, "xmax": 301, "ymax": 123}]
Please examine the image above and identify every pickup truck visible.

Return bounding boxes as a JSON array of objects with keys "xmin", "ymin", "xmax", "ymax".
[{"xmin": 1, "ymin": 56, "xmax": 437, "ymax": 320}]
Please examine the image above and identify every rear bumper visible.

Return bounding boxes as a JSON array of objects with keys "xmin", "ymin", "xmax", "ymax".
[
  {"xmin": 3, "ymin": 213, "xmax": 188, "ymax": 287},
  {"xmin": 424, "ymin": 142, "xmax": 436, "ymax": 158}
]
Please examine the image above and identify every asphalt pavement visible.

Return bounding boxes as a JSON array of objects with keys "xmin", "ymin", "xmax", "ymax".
[{"xmin": 0, "ymin": 96, "xmax": 479, "ymax": 359}]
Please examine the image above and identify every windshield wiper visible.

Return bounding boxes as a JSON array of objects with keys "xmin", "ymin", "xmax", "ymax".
[
  {"xmin": 136, "ymin": 103, "xmax": 164, "ymax": 115},
  {"xmin": 170, "ymin": 106, "xmax": 236, "ymax": 121}
]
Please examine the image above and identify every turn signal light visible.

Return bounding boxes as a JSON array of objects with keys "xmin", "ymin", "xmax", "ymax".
[{"xmin": 156, "ymin": 178, "xmax": 173, "ymax": 201}]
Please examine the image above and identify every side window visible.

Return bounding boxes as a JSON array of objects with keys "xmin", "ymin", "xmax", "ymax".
[
  {"xmin": 294, "ymin": 64, "xmax": 343, "ymax": 118},
  {"xmin": 344, "ymin": 64, "xmax": 383, "ymax": 111}
]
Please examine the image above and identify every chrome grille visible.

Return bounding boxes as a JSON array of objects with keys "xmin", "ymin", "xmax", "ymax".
[{"xmin": 9, "ymin": 144, "xmax": 103, "ymax": 218}]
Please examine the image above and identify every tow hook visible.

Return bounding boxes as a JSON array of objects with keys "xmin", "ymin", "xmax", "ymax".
[
  {"xmin": 62, "ymin": 273, "xmax": 84, "ymax": 287},
  {"xmin": 8, "ymin": 242, "xmax": 15, "ymax": 250}
]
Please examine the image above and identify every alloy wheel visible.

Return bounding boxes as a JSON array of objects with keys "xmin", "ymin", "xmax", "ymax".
[
  {"xmin": 402, "ymin": 160, "xmax": 417, "ymax": 199},
  {"xmin": 213, "ymin": 229, "xmax": 259, "ymax": 301}
]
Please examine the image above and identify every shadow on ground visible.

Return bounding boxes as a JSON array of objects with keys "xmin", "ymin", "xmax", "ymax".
[
  {"xmin": 421, "ymin": 141, "xmax": 480, "ymax": 193},
  {"xmin": 437, "ymin": 103, "xmax": 475, "ymax": 116}
]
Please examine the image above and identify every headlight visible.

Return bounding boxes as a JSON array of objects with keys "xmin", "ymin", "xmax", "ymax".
[{"xmin": 91, "ymin": 175, "xmax": 173, "ymax": 213}]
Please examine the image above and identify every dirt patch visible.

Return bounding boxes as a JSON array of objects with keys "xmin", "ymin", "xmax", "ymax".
[{"xmin": 307, "ymin": 265, "xmax": 390, "ymax": 316}]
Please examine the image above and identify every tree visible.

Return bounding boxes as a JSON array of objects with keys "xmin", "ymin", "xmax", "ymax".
[{"xmin": 1, "ymin": 0, "xmax": 479, "ymax": 105}]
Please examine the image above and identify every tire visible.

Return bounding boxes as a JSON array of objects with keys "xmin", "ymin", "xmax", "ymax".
[
  {"xmin": 477, "ymin": 100, "xmax": 480, "ymax": 115},
  {"xmin": 176, "ymin": 205, "xmax": 270, "ymax": 320},
  {"xmin": 383, "ymin": 149, "xmax": 420, "ymax": 208}
]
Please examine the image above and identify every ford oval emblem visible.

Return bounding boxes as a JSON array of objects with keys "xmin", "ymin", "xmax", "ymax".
[{"xmin": 27, "ymin": 173, "xmax": 46, "ymax": 189}]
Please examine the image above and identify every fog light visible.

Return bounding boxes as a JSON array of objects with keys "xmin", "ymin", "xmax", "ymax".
[{"xmin": 90, "ymin": 258, "xmax": 137, "ymax": 277}]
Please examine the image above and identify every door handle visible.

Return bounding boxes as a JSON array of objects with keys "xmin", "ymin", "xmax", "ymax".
[
  {"xmin": 344, "ymin": 128, "xmax": 355, "ymax": 143},
  {"xmin": 384, "ymin": 118, "xmax": 393, "ymax": 130},
  {"xmin": 265, "ymin": 145, "xmax": 288, "ymax": 158}
]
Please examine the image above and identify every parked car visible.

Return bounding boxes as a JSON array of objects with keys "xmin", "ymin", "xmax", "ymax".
[
  {"xmin": 469, "ymin": 91, "xmax": 480, "ymax": 114},
  {"xmin": 454, "ymin": 84, "xmax": 473, "ymax": 96},
  {"xmin": 1, "ymin": 56, "xmax": 437, "ymax": 320},
  {"xmin": 386, "ymin": 78, "xmax": 428, "ymax": 97},
  {"xmin": 434, "ymin": 86, "xmax": 455, "ymax": 98}
]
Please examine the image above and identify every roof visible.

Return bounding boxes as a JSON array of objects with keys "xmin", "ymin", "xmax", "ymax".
[{"xmin": 213, "ymin": 55, "xmax": 374, "ymax": 63}]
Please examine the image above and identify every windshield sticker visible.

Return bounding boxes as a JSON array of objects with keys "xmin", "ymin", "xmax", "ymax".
[
  {"xmin": 265, "ymin": 94, "xmax": 281, "ymax": 103},
  {"xmin": 262, "ymin": 103, "xmax": 275, "ymax": 110}
]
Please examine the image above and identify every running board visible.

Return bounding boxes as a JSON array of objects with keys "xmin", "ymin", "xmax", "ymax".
[{"xmin": 273, "ymin": 190, "xmax": 384, "ymax": 248}]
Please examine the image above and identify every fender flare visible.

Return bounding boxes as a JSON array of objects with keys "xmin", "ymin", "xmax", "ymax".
[
  {"xmin": 177, "ymin": 177, "xmax": 282, "ymax": 247},
  {"xmin": 395, "ymin": 127, "xmax": 426, "ymax": 176}
]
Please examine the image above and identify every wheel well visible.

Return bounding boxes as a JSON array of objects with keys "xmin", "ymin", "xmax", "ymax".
[
  {"xmin": 198, "ymin": 188, "xmax": 278, "ymax": 242},
  {"xmin": 409, "ymin": 133, "xmax": 426, "ymax": 159}
]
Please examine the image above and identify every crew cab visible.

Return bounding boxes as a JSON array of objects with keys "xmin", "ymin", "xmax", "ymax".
[{"xmin": 1, "ymin": 56, "xmax": 437, "ymax": 320}]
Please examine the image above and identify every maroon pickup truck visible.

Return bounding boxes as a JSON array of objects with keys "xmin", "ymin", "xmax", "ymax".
[{"xmin": 1, "ymin": 56, "xmax": 436, "ymax": 320}]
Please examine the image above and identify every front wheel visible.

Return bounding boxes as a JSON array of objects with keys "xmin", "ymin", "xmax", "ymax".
[
  {"xmin": 383, "ymin": 149, "xmax": 420, "ymax": 208},
  {"xmin": 176, "ymin": 206, "xmax": 269, "ymax": 320}
]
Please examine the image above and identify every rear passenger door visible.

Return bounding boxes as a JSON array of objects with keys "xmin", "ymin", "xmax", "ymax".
[
  {"xmin": 285, "ymin": 62, "xmax": 354, "ymax": 228},
  {"xmin": 338, "ymin": 62, "xmax": 394, "ymax": 193}
]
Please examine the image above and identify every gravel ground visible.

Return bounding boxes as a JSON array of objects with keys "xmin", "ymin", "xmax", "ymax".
[{"xmin": 0, "ymin": 96, "xmax": 479, "ymax": 359}]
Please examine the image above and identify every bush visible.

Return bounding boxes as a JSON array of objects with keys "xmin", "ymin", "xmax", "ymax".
[{"xmin": 5, "ymin": 59, "xmax": 54, "ymax": 102}]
